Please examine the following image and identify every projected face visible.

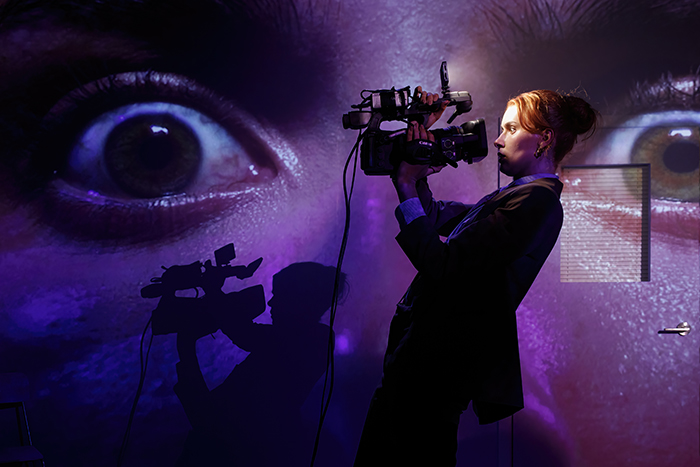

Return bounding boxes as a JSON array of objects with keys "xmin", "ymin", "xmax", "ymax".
[{"xmin": 0, "ymin": 0, "xmax": 698, "ymax": 465}]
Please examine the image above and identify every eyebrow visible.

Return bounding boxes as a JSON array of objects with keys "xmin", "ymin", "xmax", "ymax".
[
  {"xmin": 0, "ymin": 0, "xmax": 336, "ymax": 123},
  {"xmin": 478, "ymin": 0, "xmax": 700, "ymax": 109},
  {"xmin": 0, "ymin": 0, "xmax": 305, "ymax": 29}
]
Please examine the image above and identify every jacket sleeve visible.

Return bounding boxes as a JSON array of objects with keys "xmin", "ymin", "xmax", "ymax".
[
  {"xmin": 396, "ymin": 183, "xmax": 563, "ymax": 282},
  {"xmin": 173, "ymin": 345, "xmax": 213, "ymax": 429},
  {"xmin": 415, "ymin": 178, "xmax": 472, "ymax": 236}
]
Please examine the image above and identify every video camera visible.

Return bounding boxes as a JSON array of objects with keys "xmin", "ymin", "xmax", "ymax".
[
  {"xmin": 140, "ymin": 243, "xmax": 262, "ymax": 299},
  {"xmin": 342, "ymin": 62, "xmax": 488, "ymax": 176}
]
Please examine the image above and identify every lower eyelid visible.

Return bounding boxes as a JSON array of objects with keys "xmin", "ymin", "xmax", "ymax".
[
  {"xmin": 651, "ymin": 199, "xmax": 699, "ymax": 241},
  {"xmin": 39, "ymin": 181, "xmax": 260, "ymax": 243},
  {"xmin": 562, "ymin": 183, "xmax": 698, "ymax": 241}
]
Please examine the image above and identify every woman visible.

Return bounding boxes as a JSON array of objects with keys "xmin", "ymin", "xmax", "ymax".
[{"xmin": 354, "ymin": 90, "xmax": 599, "ymax": 466}]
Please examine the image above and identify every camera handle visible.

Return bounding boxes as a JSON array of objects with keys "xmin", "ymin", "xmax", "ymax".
[{"xmin": 446, "ymin": 99, "xmax": 472, "ymax": 124}]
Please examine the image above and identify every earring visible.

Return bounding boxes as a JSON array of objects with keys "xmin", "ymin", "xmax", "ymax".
[{"xmin": 534, "ymin": 146, "xmax": 545, "ymax": 159}]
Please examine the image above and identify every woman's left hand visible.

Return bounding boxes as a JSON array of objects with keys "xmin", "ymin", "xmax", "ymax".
[{"xmin": 413, "ymin": 85, "xmax": 449, "ymax": 129}]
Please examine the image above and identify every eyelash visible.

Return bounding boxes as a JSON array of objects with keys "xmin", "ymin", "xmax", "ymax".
[{"xmin": 624, "ymin": 69, "xmax": 700, "ymax": 114}]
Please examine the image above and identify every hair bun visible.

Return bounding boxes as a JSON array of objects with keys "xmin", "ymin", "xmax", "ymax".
[{"xmin": 563, "ymin": 95, "xmax": 599, "ymax": 136}]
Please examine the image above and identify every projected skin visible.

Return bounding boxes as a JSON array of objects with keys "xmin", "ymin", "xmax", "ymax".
[{"xmin": 0, "ymin": 1, "xmax": 698, "ymax": 466}]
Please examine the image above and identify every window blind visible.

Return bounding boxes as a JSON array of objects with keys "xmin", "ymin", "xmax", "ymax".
[{"xmin": 560, "ymin": 164, "xmax": 650, "ymax": 282}]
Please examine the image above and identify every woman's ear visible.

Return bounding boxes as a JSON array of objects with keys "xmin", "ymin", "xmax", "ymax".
[{"xmin": 540, "ymin": 128, "xmax": 554, "ymax": 147}]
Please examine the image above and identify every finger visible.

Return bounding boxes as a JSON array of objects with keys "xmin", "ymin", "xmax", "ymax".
[
  {"xmin": 420, "ymin": 90, "xmax": 427, "ymax": 104},
  {"xmin": 407, "ymin": 121, "xmax": 417, "ymax": 141},
  {"xmin": 418, "ymin": 124, "xmax": 428, "ymax": 140},
  {"xmin": 427, "ymin": 104, "xmax": 448, "ymax": 128},
  {"xmin": 414, "ymin": 85, "xmax": 423, "ymax": 99},
  {"xmin": 426, "ymin": 130, "xmax": 435, "ymax": 142}
]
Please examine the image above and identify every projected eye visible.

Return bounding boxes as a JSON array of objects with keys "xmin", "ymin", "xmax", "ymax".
[
  {"xmin": 584, "ymin": 111, "xmax": 700, "ymax": 202},
  {"xmin": 23, "ymin": 72, "xmax": 290, "ymax": 243},
  {"xmin": 64, "ymin": 102, "xmax": 268, "ymax": 199}
]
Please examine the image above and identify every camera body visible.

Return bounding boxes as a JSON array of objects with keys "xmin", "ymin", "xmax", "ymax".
[
  {"xmin": 342, "ymin": 62, "xmax": 489, "ymax": 176},
  {"xmin": 360, "ymin": 120, "xmax": 488, "ymax": 175},
  {"xmin": 141, "ymin": 243, "xmax": 261, "ymax": 298}
]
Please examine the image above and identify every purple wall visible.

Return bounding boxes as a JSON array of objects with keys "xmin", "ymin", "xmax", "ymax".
[{"xmin": 0, "ymin": 1, "xmax": 698, "ymax": 466}]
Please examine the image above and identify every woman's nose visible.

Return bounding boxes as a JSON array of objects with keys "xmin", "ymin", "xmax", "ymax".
[{"xmin": 494, "ymin": 132, "xmax": 504, "ymax": 149}]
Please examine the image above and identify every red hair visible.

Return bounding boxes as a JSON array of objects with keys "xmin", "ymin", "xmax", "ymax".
[{"xmin": 507, "ymin": 90, "xmax": 599, "ymax": 164}]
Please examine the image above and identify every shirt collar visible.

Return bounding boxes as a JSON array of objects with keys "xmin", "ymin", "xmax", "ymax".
[{"xmin": 510, "ymin": 173, "xmax": 559, "ymax": 187}]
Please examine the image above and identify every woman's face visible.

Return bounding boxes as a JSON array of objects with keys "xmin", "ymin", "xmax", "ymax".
[
  {"xmin": 494, "ymin": 104, "xmax": 543, "ymax": 178},
  {"xmin": 1, "ymin": 1, "xmax": 698, "ymax": 466}
]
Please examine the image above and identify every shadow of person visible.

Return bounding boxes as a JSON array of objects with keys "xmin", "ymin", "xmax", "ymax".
[{"xmin": 171, "ymin": 262, "xmax": 347, "ymax": 467}]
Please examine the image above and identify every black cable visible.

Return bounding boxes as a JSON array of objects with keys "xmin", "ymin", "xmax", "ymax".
[
  {"xmin": 309, "ymin": 130, "xmax": 363, "ymax": 467},
  {"xmin": 116, "ymin": 315, "xmax": 154, "ymax": 467},
  {"xmin": 511, "ymin": 415, "xmax": 514, "ymax": 467},
  {"xmin": 310, "ymin": 131, "xmax": 361, "ymax": 464},
  {"xmin": 116, "ymin": 285, "xmax": 199, "ymax": 466},
  {"xmin": 497, "ymin": 116, "xmax": 502, "ymax": 189},
  {"xmin": 496, "ymin": 420, "xmax": 500, "ymax": 465}
]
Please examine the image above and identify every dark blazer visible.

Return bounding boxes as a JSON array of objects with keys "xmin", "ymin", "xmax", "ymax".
[{"xmin": 391, "ymin": 176, "xmax": 563, "ymax": 424}]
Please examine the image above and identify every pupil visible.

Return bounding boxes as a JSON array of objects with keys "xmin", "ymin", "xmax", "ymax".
[
  {"xmin": 138, "ymin": 133, "xmax": 180, "ymax": 170},
  {"xmin": 104, "ymin": 113, "xmax": 202, "ymax": 198},
  {"xmin": 662, "ymin": 141, "xmax": 700, "ymax": 173}
]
